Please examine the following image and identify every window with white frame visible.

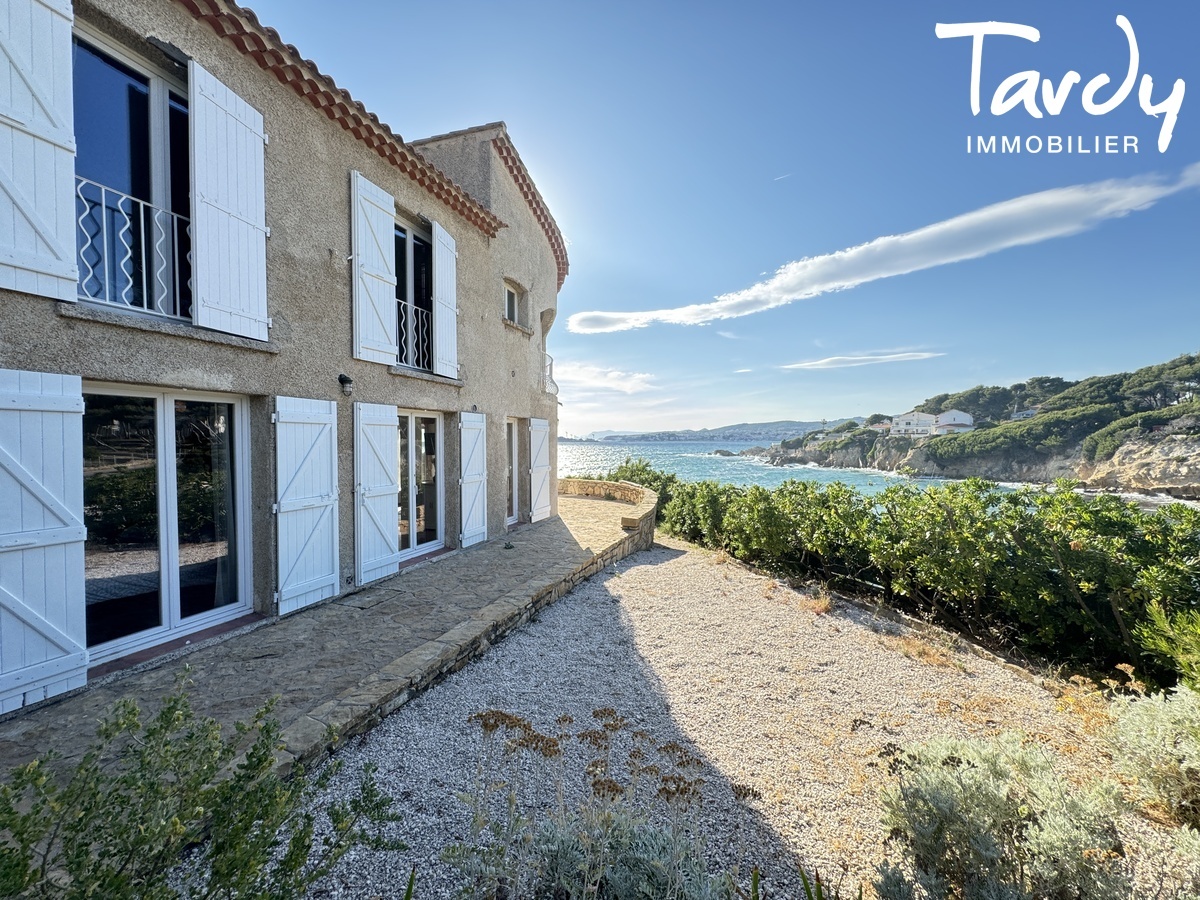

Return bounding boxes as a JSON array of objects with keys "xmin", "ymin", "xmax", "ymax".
[
  {"xmin": 73, "ymin": 35, "xmax": 193, "ymax": 318},
  {"xmin": 503, "ymin": 281, "xmax": 528, "ymax": 329},
  {"xmin": 69, "ymin": 27, "xmax": 269, "ymax": 339},
  {"xmin": 351, "ymin": 171, "xmax": 458, "ymax": 378},
  {"xmin": 82, "ymin": 387, "xmax": 251, "ymax": 662},
  {"xmin": 0, "ymin": 0, "xmax": 270, "ymax": 340},
  {"xmin": 395, "ymin": 221, "xmax": 434, "ymax": 371}
]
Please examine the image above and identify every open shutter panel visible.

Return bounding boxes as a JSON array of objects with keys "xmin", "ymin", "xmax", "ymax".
[
  {"xmin": 0, "ymin": 0, "xmax": 78, "ymax": 302},
  {"xmin": 458, "ymin": 412, "xmax": 487, "ymax": 547},
  {"xmin": 354, "ymin": 402, "xmax": 400, "ymax": 585},
  {"xmin": 529, "ymin": 418, "xmax": 551, "ymax": 523},
  {"xmin": 275, "ymin": 397, "xmax": 339, "ymax": 616},
  {"xmin": 0, "ymin": 368, "xmax": 87, "ymax": 713},
  {"xmin": 432, "ymin": 221, "xmax": 458, "ymax": 378},
  {"xmin": 189, "ymin": 60, "xmax": 270, "ymax": 341},
  {"xmin": 351, "ymin": 171, "xmax": 399, "ymax": 364}
]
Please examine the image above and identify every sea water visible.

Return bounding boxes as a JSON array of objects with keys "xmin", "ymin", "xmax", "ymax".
[{"xmin": 557, "ymin": 440, "xmax": 912, "ymax": 495}]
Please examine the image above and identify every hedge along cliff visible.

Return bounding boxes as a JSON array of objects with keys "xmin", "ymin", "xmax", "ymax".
[{"xmin": 755, "ymin": 425, "xmax": 1200, "ymax": 499}]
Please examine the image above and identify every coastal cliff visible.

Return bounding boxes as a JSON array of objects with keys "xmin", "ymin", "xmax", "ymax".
[{"xmin": 752, "ymin": 430, "xmax": 1200, "ymax": 499}]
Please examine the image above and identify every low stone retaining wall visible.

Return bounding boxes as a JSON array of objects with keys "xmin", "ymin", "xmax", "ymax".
[
  {"xmin": 288, "ymin": 482, "xmax": 660, "ymax": 765},
  {"xmin": 558, "ymin": 479, "xmax": 657, "ymax": 553}
]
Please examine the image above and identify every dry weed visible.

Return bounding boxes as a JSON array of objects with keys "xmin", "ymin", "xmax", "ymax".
[
  {"xmin": 800, "ymin": 585, "xmax": 833, "ymax": 615},
  {"xmin": 884, "ymin": 633, "xmax": 965, "ymax": 670},
  {"xmin": 1056, "ymin": 675, "xmax": 1116, "ymax": 731}
]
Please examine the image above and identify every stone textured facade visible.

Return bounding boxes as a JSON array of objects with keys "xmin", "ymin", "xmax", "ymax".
[{"xmin": 0, "ymin": 0, "xmax": 567, "ymax": 705}]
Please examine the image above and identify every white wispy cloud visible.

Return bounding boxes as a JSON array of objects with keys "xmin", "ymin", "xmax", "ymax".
[
  {"xmin": 734, "ymin": 368, "xmax": 753, "ymax": 374},
  {"xmin": 716, "ymin": 330, "xmax": 741, "ymax": 340},
  {"xmin": 553, "ymin": 362, "xmax": 656, "ymax": 394},
  {"xmin": 782, "ymin": 351, "xmax": 944, "ymax": 370},
  {"xmin": 567, "ymin": 163, "xmax": 1200, "ymax": 334}
]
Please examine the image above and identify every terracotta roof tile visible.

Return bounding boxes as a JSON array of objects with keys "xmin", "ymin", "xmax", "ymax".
[{"xmin": 172, "ymin": 0, "xmax": 505, "ymax": 239}]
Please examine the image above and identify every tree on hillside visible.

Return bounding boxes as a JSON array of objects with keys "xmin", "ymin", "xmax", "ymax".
[{"xmin": 864, "ymin": 413, "xmax": 890, "ymax": 426}]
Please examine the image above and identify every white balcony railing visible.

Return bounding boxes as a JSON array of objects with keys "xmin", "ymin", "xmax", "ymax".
[
  {"xmin": 75, "ymin": 176, "xmax": 191, "ymax": 318},
  {"xmin": 398, "ymin": 300, "xmax": 433, "ymax": 371},
  {"xmin": 544, "ymin": 352, "xmax": 558, "ymax": 395}
]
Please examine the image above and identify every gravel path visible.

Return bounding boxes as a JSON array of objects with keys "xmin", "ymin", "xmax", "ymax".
[{"xmin": 306, "ymin": 537, "xmax": 1114, "ymax": 898}]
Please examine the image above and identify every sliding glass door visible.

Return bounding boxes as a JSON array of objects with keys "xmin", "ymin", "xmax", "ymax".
[
  {"xmin": 83, "ymin": 388, "xmax": 249, "ymax": 661},
  {"xmin": 397, "ymin": 411, "xmax": 442, "ymax": 559}
]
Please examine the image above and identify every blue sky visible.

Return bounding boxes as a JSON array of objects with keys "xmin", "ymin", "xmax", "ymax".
[{"xmin": 244, "ymin": 1, "xmax": 1200, "ymax": 437}]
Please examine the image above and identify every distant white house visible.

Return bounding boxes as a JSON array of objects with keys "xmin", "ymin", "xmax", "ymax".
[
  {"xmin": 1010, "ymin": 406, "xmax": 1040, "ymax": 421},
  {"xmin": 891, "ymin": 411, "xmax": 937, "ymax": 435},
  {"xmin": 892, "ymin": 409, "xmax": 975, "ymax": 436},
  {"xmin": 933, "ymin": 409, "xmax": 975, "ymax": 435},
  {"xmin": 866, "ymin": 420, "xmax": 892, "ymax": 433}
]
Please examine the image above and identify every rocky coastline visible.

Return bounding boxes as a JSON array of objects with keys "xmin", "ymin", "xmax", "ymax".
[{"xmin": 743, "ymin": 430, "xmax": 1200, "ymax": 501}]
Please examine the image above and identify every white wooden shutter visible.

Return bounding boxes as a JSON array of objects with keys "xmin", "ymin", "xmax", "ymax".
[
  {"xmin": 458, "ymin": 412, "xmax": 487, "ymax": 547},
  {"xmin": 275, "ymin": 397, "xmax": 339, "ymax": 616},
  {"xmin": 354, "ymin": 402, "xmax": 400, "ymax": 585},
  {"xmin": 530, "ymin": 417, "xmax": 551, "ymax": 523},
  {"xmin": 0, "ymin": 368, "xmax": 87, "ymax": 712},
  {"xmin": 432, "ymin": 221, "xmax": 458, "ymax": 378},
  {"xmin": 352, "ymin": 171, "xmax": 399, "ymax": 364},
  {"xmin": 189, "ymin": 60, "xmax": 270, "ymax": 341},
  {"xmin": 0, "ymin": 0, "xmax": 78, "ymax": 302}
]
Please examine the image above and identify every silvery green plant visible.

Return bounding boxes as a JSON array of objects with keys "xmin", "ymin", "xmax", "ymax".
[
  {"xmin": 1110, "ymin": 683, "xmax": 1200, "ymax": 829},
  {"xmin": 444, "ymin": 708, "xmax": 734, "ymax": 900},
  {"xmin": 875, "ymin": 734, "xmax": 1130, "ymax": 900}
]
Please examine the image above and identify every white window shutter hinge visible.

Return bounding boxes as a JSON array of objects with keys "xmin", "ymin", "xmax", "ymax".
[
  {"xmin": 273, "ymin": 591, "xmax": 280, "ymax": 604},
  {"xmin": 265, "ymin": 226, "xmax": 271, "ymax": 238},
  {"xmin": 270, "ymin": 412, "xmax": 277, "ymax": 424},
  {"xmin": 263, "ymin": 133, "xmax": 269, "ymax": 145},
  {"xmin": 267, "ymin": 316, "xmax": 273, "ymax": 328},
  {"xmin": 271, "ymin": 503, "xmax": 279, "ymax": 514}
]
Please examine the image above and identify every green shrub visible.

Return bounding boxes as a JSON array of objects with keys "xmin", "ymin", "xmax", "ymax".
[
  {"xmin": 641, "ymin": 459, "xmax": 1200, "ymax": 681},
  {"xmin": 876, "ymin": 734, "xmax": 1129, "ymax": 900},
  {"xmin": 0, "ymin": 675, "xmax": 399, "ymax": 899},
  {"xmin": 663, "ymin": 481, "xmax": 743, "ymax": 548},
  {"xmin": 1137, "ymin": 603, "xmax": 1200, "ymax": 689},
  {"xmin": 1110, "ymin": 685, "xmax": 1200, "ymax": 829}
]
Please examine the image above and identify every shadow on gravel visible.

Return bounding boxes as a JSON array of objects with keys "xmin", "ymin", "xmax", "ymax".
[{"xmin": 306, "ymin": 542, "xmax": 828, "ymax": 899}]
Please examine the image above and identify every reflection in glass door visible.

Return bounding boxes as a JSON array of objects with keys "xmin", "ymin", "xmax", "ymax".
[
  {"xmin": 83, "ymin": 395, "xmax": 162, "ymax": 646},
  {"xmin": 396, "ymin": 411, "xmax": 442, "ymax": 558},
  {"xmin": 398, "ymin": 417, "xmax": 411, "ymax": 552},
  {"xmin": 505, "ymin": 419, "xmax": 518, "ymax": 525},
  {"xmin": 175, "ymin": 401, "xmax": 237, "ymax": 618},
  {"xmin": 82, "ymin": 389, "xmax": 247, "ymax": 661}
]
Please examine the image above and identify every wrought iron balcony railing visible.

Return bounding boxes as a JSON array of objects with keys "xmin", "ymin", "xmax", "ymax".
[
  {"xmin": 398, "ymin": 300, "xmax": 433, "ymax": 371},
  {"xmin": 75, "ymin": 176, "xmax": 191, "ymax": 318}
]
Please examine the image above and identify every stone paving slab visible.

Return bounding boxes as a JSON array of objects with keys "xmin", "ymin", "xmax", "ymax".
[{"xmin": 0, "ymin": 489, "xmax": 656, "ymax": 776}]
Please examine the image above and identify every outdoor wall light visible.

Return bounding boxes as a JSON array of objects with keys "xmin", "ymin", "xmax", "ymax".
[{"xmin": 338, "ymin": 374, "xmax": 353, "ymax": 396}]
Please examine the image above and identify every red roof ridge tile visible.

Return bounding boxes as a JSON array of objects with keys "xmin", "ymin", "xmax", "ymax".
[{"xmin": 173, "ymin": 0, "xmax": 506, "ymax": 239}]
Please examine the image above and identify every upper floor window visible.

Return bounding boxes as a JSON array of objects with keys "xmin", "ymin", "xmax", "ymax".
[
  {"xmin": 351, "ymin": 171, "xmax": 458, "ymax": 378},
  {"xmin": 0, "ymin": 0, "xmax": 269, "ymax": 342},
  {"xmin": 395, "ymin": 222, "xmax": 433, "ymax": 370},
  {"xmin": 73, "ymin": 37, "xmax": 193, "ymax": 318},
  {"xmin": 503, "ymin": 281, "xmax": 528, "ymax": 329}
]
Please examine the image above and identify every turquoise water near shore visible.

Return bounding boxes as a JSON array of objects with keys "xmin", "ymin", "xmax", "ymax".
[{"xmin": 557, "ymin": 440, "xmax": 914, "ymax": 494}]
